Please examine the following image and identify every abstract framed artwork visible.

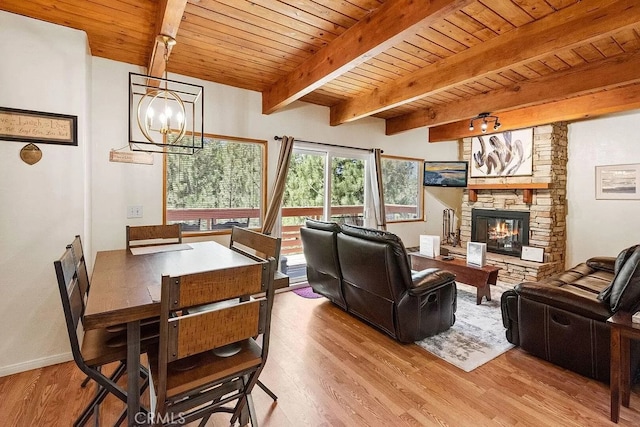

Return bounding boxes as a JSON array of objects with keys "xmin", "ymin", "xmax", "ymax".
[
  {"xmin": 595, "ymin": 164, "xmax": 640, "ymax": 200},
  {"xmin": 470, "ymin": 128, "xmax": 533, "ymax": 177}
]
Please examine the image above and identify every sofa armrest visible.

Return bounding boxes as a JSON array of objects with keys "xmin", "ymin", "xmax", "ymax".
[
  {"xmin": 501, "ymin": 289, "xmax": 520, "ymax": 345},
  {"xmin": 586, "ymin": 256, "xmax": 616, "ymax": 273},
  {"xmin": 408, "ymin": 268, "xmax": 456, "ymax": 296},
  {"xmin": 515, "ymin": 281, "xmax": 612, "ymax": 321}
]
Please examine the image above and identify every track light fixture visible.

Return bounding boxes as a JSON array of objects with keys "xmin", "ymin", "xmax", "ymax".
[{"xmin": 468, "ymin": 112, "xmax": 501, "ymax": 133}]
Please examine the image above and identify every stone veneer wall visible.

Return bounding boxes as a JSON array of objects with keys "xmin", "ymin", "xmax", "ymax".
[{"xmin": 457, "ymin": 123, "xmax": 568, "ymax": 283}]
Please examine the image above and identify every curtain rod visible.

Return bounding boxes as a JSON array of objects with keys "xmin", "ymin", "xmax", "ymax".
[{"xmin": 274, "ymin": 135, "xmax": 376, "ymax": 153}]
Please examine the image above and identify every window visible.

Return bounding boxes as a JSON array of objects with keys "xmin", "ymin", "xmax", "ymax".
[
  {"xmin": 381, "ymin": 155, "xmax": 423, "ymax": 222},
  {"xmin": 165, "ymin": 134, "xmax": 266, "ymax": 233}
]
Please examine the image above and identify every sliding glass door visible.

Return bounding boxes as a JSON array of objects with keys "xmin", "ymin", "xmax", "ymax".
[
  {"xmin": 280, "ymin": 145, "xmax": 369, "ymax": 283},
  {"xmin": 329, "ymin": 155, "xmax": 366, "ymax": 225}
]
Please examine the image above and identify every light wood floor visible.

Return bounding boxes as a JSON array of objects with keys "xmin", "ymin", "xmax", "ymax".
[{"xmin": 1, "ymin": 290, "xmax": 639, "ymax": 426}]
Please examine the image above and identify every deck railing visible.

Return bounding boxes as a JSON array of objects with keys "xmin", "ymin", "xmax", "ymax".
[{"xmin": 167, "ymin": 204, "xmax": 417, "ymax": 254}]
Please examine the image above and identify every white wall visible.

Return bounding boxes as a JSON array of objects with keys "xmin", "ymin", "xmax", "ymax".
[
  {"xmin": 566, "ymin": 111, "xmax": 640, "ymax": 266},
  {"xmin": 90, "ymin": 57, "xmax": 460, "ymax": 254},
  {"xmin": 0, "ymin": 12, "xmax": 90, "ymax": 375}
]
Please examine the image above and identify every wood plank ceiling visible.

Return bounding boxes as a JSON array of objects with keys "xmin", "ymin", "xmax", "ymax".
[{"xmin": 3, "ymin": 0, "xmax": 640, "ymax": 141}]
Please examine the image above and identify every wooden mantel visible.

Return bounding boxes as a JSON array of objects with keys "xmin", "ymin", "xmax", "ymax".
[{"xmin": 467, "ymin": 183, "xmax": 551, "ymax": 204}]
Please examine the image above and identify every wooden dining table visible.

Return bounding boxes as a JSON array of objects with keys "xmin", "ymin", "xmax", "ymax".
[{"xmin": 84, "ymin": 240, "xmax": 264, "ymax": 425}]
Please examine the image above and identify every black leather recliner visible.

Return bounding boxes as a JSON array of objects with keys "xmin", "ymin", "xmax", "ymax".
[
  {"xmin": 299, "ymin": 219, "xmax": 347, "ymax": 309},
  {"xmin": 501, "ymin": 245, "xmax": 640, "ymax": 382},
  {"xmin": 301, "ymin": 220, "xmax": 457, "ymax": 343}
]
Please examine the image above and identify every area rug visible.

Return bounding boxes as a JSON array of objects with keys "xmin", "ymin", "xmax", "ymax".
[
  {"xmin": 292, "ymin": 285, "xmax": 323, "ymax": 299},
  {"xmin": 416, "ymin": 281, "xmax": 515, "ymax": 372}
]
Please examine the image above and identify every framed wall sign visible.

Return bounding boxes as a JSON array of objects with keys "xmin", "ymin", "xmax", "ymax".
[
  {"xmin": 0, "ymin": 107, "xmax": 77, "ymax": 146},
  {"xmin": 470, "ymin": 128, "xmax": 533, "ymax": 177},
  {"xmin": 595, "ymin": 163, "xmax": 640, "ymax": 200}
]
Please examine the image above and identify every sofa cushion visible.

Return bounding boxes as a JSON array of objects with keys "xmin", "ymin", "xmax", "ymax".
[
  {"xmin": 586, "ymin": 257, "xmax": 616, "ymax": 273},
  {"xmin": 598, "ymin": 244, "xmax": 640, "ymax": 303},
  {"xmin": 515, "ymin": 263, "xmax": 613, "ymax": 322},
  {"xmin": 301, "ymin": 219, "xmax": 346, "ymax": 309},
  {"xmin": 615, "ymin": 244, "xmax": 640, "ymax": 273},
  {"xmin": 340, "ymin": 224, "xmax": 408, "ymax": 260},
  {"xmin": 305, "ymin": 218, "xmax": 340, "ymax": 233},
  {"xmin": 609, "ymin": 245, "xmax": 640, "ymax": 314}
]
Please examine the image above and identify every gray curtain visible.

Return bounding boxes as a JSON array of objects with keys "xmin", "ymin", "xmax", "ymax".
[
  {"xmin": 262, "ymin": 135, "xmax": 295, "ymax": 235},
  {"xmin": 366, "ymin": 148, "xmax": 386, "ymax": 230}
]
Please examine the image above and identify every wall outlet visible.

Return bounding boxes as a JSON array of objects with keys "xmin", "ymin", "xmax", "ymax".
[{"xmin": 127, "ymin": 205, "xmax": 143, "ymax": 219}]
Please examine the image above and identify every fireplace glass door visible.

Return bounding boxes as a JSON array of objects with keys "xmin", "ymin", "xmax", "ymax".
[{"xmin": 471, "ymin": 209, "xmax": 529, "ymax": 257}]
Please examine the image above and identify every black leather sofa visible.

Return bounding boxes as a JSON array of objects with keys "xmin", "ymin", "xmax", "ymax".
[
  {"xmin": 300, "ymin": 219, "xmax": 457, "ymax": 343},
  {"xmin": 501, "ymin": 245, "xmax": 640, "ymax": 382}
]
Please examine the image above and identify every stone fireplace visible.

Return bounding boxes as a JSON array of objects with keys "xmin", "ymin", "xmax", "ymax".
[
  {"xmin": 471, "ymin": 209, "xmax": 529, "ymax": 257},
  {"xmin": 444, "ymin": 123, "xmax": 568, "ymax": 284}
]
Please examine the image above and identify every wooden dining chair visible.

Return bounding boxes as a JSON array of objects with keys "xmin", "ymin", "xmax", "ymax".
[
  {"xmin": 147, "ymin": 256, "xmax": 276, "ymax": 426},
  {"xmin": 230, "ymin": 226, "xmax": 289, "ymax": 290},
  {"xmin": 69, "ymin": 235, "xmax": 91, "ymax": 308},
  {"xmin": 69, "ymin": 234, "xmax": 160, "ymax": 339},
  {"xmin": 229, "ymin": 226, "xmax": 288, "ymax": 401},
  {"xmin": 55, "ymin": 245, "xmax": 151, "ymax": 426},
  {"xmin": 126, "ymin": 224, "xmax": 182, "ymax": 251}
]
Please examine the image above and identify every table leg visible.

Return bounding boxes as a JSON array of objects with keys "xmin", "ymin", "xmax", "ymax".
[
  {"xmin": 621, "ymin": 334, "xmax": 631, "ymax": 408},
  {"xmin": 476, "ymin": 284, "xmax": 491, "ymax": 305},
  {"xmin": 127, "ymin": 320, "xmax": 141, "ymax": 425},
  {"xmin": 610, "ymin": 326, "xmax": 621, "ymax": 423}
]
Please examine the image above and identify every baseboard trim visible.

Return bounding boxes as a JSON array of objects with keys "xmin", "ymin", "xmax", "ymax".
[{"xmin": 0, "ymin": 352, "xmax": 73, "ymax": 377}]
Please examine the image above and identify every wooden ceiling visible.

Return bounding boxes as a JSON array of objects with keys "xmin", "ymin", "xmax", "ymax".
[{"xmin": 3, "ymin": 0, "xmax": 640, "ymax": 141}]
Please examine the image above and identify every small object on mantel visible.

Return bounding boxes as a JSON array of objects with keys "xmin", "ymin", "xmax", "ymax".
[{"xmin": 521, "ymin": 246, "xmax": 544, "ymax": 262}]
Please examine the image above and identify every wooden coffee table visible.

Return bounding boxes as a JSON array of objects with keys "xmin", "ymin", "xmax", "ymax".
[{"xmin": 409, "ymin": 252, "xmax": 501, "ymax": 305}]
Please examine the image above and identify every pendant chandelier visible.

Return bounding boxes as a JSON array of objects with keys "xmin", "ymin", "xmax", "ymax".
[{"xmin": 129, "ymin": 35, "xmax": 204, "ymax": 155}]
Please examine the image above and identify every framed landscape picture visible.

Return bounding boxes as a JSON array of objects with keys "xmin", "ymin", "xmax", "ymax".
[
  {"xmin": 595, "ymin": 163, "xmax": 640, "ymax": 200},
  {"xmin": 470, "ymin": 129, "xmax": 533, "ymax": 177}
]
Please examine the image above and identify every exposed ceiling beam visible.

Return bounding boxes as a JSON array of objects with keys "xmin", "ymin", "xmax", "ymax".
[
  {"xmin": 386, "ymin": 50, "xmax": 640, "ymax": 135},
  {"xmin": 261, "ymin": 0, "xmax": 476, "ymax": 115},
  {"xmin": 330, "ymin": 0, "xmax": 640, "ymax": 126},
  {"xmin": 427, "ymin": 84, "xmax": 640, "ymax": 142},
  {"xmin": 146, "ymin": 0, "xmax": 187, "ymax": 79}
]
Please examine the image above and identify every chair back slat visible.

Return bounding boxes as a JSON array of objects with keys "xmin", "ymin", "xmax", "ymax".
[
  {"xmin": 69, "ymin": 235, "xmax": 90, "ymax": 300},
  {"xmin": 168, "ymin": 264, "xmax": 264, "ymax": 310},
  {"xmin": 230, "ymin": 227, "xmax": 280, "ymax": 261},
  {"xmin": 169, "ymin": 300, "xmax": 263, "ymax": 362},
  {"xmin": 54, "ymin": 247, "xmax": 84, "ymax": 340},
  {"xmin": 126, "ymin": 224, "xmax": 182, "ymax": 250}
]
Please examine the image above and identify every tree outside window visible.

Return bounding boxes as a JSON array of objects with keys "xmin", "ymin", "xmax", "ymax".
[
  {"xmin": 381, "ymin": 155, "xmax": 423, "ymax": 222},
  {"xmin": 165, "ymin": 135, "xmax": 266, "ymax": 232}
]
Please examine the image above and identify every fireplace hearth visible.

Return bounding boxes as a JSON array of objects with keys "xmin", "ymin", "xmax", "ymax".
[{"xmin": 471, "ymin": 209, "xmax": 530, "ymax": 257}]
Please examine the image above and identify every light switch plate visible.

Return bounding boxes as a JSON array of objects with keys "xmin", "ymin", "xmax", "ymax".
[{"xmin": 127, "ymin": 205, "xmax": 143, "ymax": 219}]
